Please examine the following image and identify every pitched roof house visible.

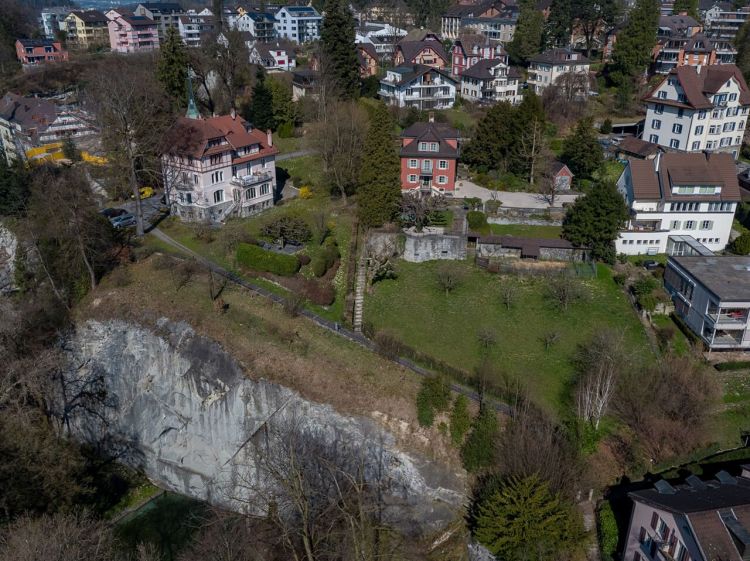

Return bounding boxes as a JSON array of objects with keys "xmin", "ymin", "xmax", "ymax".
[
  {"xmin": 161, "ymin": 110, "xmax": 279, "ymax": 223},
  {"xmin": 450, "ymin": 33, "xmax": 506, "ymax": 76},
  {"xmin": 64, "ymin": 10, "xmax": 109, "ymax": 49},
  {"xmin": 393, "ymin": 33, "xmax": 449, "ymax": 70},
  {"xmin": 379, "ymin": 64, "xmax": 458, "ymax": 109},
  {"xmin": 249, "ymin": 40, "xmax": 296, "ymax": 71},
  {"xmin": 15, "ymin": 39, "xmax": 68, "ymax": 65},
  {"xmin": 527, "ymin": 48, "xmax": 590, "ymax": 95},
  {"xmin": 615, "ymin": 151, "xmax": 740, "ymax": 255},
  {"xmin": 400, "ymin": 118, "xmax": 460, "ymax": 195},
  {"xmin": 641, "ymin": 64, "xmax": 750, "ymax": 156},
  {"xmin": 441, "ymin": 0, "xmax": 517, "ymax": 42},
  {"xmin": 357, "ymin": 42, "xmax": 379, "ymax": 77},
  {"xmin": 460, "ymin": 58, "xmax": 521, "ymax": 104},
  {"xmin": 134, "ymin": 3, "xmax": 185, "ymax": 40},
  {"xmin": 178, "ymin": 12, "xmax": 216, "ymax": 47},
  {"xmin": 623, "ymin": 469, "xmax": 750, "ymax": 560}
]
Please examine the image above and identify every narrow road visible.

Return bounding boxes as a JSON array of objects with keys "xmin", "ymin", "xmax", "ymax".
[
  {"xmin": 150, "ymin": 227, "xmax": 511, "ymax": 415},
  {"xmin": 276, "ymin": 149, "xmax": 315, "ymax": 161}
]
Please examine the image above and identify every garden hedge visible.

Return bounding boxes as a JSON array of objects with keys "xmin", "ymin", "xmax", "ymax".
[
  {"xmin": 715, "ymin": 361, "xmax": 750, "ymax": 371},
  {"xmin": 236, "ymin": 243, "xmax": 300, "ymax": 276}
]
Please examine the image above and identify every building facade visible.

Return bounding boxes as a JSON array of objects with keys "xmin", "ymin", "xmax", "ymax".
[
  {"xmin": 357, "ymin": 43, "xmax": 379, "ymax": 77},
  {"xmin": 0, "ymin": 93, "xmax": 95, "ymax": 164},
  {"xmin": 39, "ymin": 7, "xmax": 71, "ymax": 39},
  {"xmin": 64, "ymin": 10, "xmax": 109, "ymax": 49},
  {"xmin": 460, "ymin": 58, "xmax": 521, "ymax": 104},
  {"xmin": 665, "ymin": 256, "xmax": 750, "ymax": 350},
  {"xmin": 274, "ymin": 6, "xmax": 321, "ymax": 44},
  {"xmin": 623, "ymin": 469, "xmax": 750, "ymax": 561},
  {"xmin": 178, "ymin": 13, "xmax": 216, "ymax": 47},
  {"xmin": 249, "ymin": 41, "xmax": 296, "ymax": 71},
  {"xmin": 527, "ymin": 48, "xmax": 590, "ymax": 95},
  {"xmin": 400, "ymin": 120, "xmax": 459, "ymax": 195},
  {"xmin": 641, "ymin": 65, "xmax": 750, "ymax": 156},
  {"xmin": 615, "ymin": 152, "xmax": 740, "ymax": 255},
  {"xmin": 451, "ymin": 34, "xmax": 506, "ymax": 76},
  {"xmin": 393, "ymin": 33, "xmax": 449, "ymax": 70},
  {"xmin": 134, "ymin": 3, "xmax": 185, "ymax": 41},
  {"xmin": 15, "ymin": 39, "xmax": 68, "ymax": 65},
  {"xmin": 441, "ymin": 0, "xmax": 517, "ymax": 42},
  {"xmin": 379, "ymin": 65, "xmax": 458, "ymax": 109},
  {"xmin": 234, "ymin": 11, "xmax": 276, "ymax": 42},
  {"xmin": 161, "ymin": 109, "xmax": 278, "ymax": 223},
  {"xmin": 106, "ymin": 10, "xmax": 160, "ymax": 53}
]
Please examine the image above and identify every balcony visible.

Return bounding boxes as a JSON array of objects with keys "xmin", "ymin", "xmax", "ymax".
[
  {"xmin": 707, "ymin": 308, "xmax": 749, "ymax": 327},
  {"xmin": 231, "ymin": 171, "xmax": 273, "ymax": 187}
]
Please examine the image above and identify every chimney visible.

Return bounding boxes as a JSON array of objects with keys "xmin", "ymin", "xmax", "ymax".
[
  {"xmin": 230, "ymin": 107, "xmax": 236, "ymax": 120},
  {"xmin": 428, "ymin": 111, "xmax": 434, "ymax": 123},
  {"xmin": 654, "ymin": 151, "xmax": 662, "ymax": 173},
  {"xmin": 267, "ymin": 129, "xmax": 273, "ymax": 147}
]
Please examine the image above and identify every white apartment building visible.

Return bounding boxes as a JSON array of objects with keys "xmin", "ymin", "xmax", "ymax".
[
  {"xmin": 459, "ymin": 58, "xmax": 521, "ymax": 104},
  {"xmin": 161, "ymin": 109, "xmax": 278, "ymax": 223},
  {"xmin": 379, "ymin": 65, "xmax": 458, "ymax": 110},
  {"xmin": 39, "ymin": 7, "xmax": 71, "ymax": 39},
  {"xmin": 233, "ymin": 11, "xmax": 276, "ymax": 42},
  {"xmin": 615, "ymin": 151, "xmax": 740, "ymax": 255},
  {"xmin": 178, "ymin": 12, "xmax": 216, "ymax": 47},
  {"xmin": 133, "ymin": 3, "xmax": 185, "ymax": 41},
  {"xmin": 527, "ymin": 48, "xmax": 590, "ymax": 95},
  {"xmin": 665, "ymin": 255, "xmax": 750, "ymax": 350},
  {"xmin": 274, "ymin": 6, "xmax": 321, "ymax": 44},
  {"xmin": 641, "ymin": 65, "xmax": 750, "ymax": 157}
]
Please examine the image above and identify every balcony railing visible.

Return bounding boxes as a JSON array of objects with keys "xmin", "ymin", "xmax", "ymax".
[
  {"xmin": 231, "ymin": 171, "xmax": 273, "ymax": 187},
  {"xmin": 707, "ymin": 309, "xmax": 749, "ymax": 326}
]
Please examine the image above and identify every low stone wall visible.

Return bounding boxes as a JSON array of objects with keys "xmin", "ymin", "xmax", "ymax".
[
  {"xmin": 488, "ymin": 207, "xmax": 565, "ymax": 226},
  {"xmin": 367, "ymin": 229, "xmax": 467, "ymax": 263},
  {"xmin": 477, "ymin": 245, "xmax": 521, "ymax": 259},
  {"xmin": 539, "ymin": 247, "xmax": 588, "ymax": 262},
  {"xmin": 403, "ymin": 229, "xmax": 467, "ymax": 262}
]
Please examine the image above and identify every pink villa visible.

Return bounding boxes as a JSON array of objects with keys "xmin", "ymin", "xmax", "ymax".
[
  {"xmin": 106, "ymin": 9, "xmax": 160, "ymax": 53},
  {"xmin": 400, "ymin": 117, "xmax": 459, "ymax": 195}
]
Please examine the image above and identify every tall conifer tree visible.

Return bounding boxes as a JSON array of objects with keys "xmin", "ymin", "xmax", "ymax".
[
  {"xmin": 157, "ymin": 27, "xmax": 189, "ymax": 108},
  {"xmin": 357, "ymin": 103, "xmax": 401, "ymax": 227},
  {"xmin": 321, "ymin": 0, "xmax": 359, "ymax": 100}
]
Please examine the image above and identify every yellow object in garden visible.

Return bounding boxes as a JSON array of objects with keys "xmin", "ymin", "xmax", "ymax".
[
  {"xmin": 299, "ymin": 185, "xmax": 313, "ymax": 199},
  {"xmin": 82, "ymin": 152, "xmax": 107, "ymax": 165},
  {"xmin": 25, "ymin": 143, "xmax": 64, "ymax": 163}
]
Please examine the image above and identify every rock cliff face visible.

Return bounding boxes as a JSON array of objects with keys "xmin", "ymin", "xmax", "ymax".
[
  {"xmin": 0, "ymin": 222, "xmax": 17, "ymax": 295},
  {"xmin": 64, "ymin": 319, "xmax": 465, "ymax": 534}
]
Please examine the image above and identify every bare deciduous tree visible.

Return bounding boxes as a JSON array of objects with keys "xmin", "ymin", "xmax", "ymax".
[
  {"xmin": 230, "ymin": 417, "xmax": 403, "ymax": 561},
  {"xmin": 515, "ymin": 118, "xmax": 546, "ymax": 186},
  {"xmin": 436, "ymin": 263, "xmax": 464, "ymax": 296},
  {"xmin": 546, "ymin": 274, "xmax": 585, "ymax": 312},
  {"xmin": 574, "ymin": 330, "xmax": 625, "ymax": 430},
  {"xmin": 399, "ymin": 193, "xmax": 446, "ymax": 232},
  {"xmin": 84, "ymin": 55, "xmax": 172, "ymax": 236}
]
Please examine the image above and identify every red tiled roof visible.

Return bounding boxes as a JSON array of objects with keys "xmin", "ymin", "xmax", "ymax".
[
  {"xmin": 643, "ymin": 65, "xmax": 750, "ymax": 109},
  {"xmin": 162, "ymin": 115, "xmax": 279, "ymax": 160},
  {"xmin": 628, "ymin": 152, "xmax": 741, "ymax": 201}
]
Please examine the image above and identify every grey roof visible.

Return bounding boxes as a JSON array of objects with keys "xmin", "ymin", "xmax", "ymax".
[
  {"xmin": 387, "ymin": 64, "xmax": 457, "ymax": 86},
  {"xmin": 462, "ymin": 58, "xmax": 502, "ymax": 80},
  {"xmin": 138, "ymin": 2, "xmax": 183, "ymax": 12},
  {"xmin": 529, "ymin": 47, "xmax": 589, "ymax": 65},
  {"xmin": 17, "ymin": 38, "xmax": 60, "ymax": 48},
  {"xmin": 669, "ymin": 256, "xmax": 750, "ymax": 302},
  {"xmin": 0, "ymin": 93, "xmax": 58, "ymax": 143},
  {"xmin": 400, "ymin": 121, "xmax": 460, "ymax": 158},
  {"xmin": 397, "ymin": 38, "xmax": 449, "ymax": 65},
  {"xmin": 69, "ymin": 10, "xmax": 107, "ymax": 23}
]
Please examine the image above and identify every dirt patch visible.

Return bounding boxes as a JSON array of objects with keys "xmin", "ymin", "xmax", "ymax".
[{"xmin": 76, "ymin": 254, "xmax": 463, "ymax": 468}]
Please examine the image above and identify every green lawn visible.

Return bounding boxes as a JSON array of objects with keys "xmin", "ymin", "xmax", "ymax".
[
  {"xmin": 595, "ymin": 160, "xmax": 625, "ymax": 185},
  {"xmin": 276, "ymin": 155, "xmax": 324, "ymax": 190},
  {"xmin": 489, "ymin": 223, "xmax": 562, "ymax": 239},
  {"xmin": 152, "ymin": 193, "xmax": 353, "ymax": 322},
  {"xmin": 273, "ymin": 135, "xmax": 304, "ymax": 154},
  {"xmin": 650, "ymin": 314, "xmax": 690, "ymax": 356},
  {"xmin": 365, "ymin": 261, "xmax": 653, "ymax": 412}
]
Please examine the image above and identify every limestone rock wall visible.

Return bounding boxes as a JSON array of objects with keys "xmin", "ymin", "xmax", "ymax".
[
  {"xmin": 64, "ymin": 319, "xmax": 465, "ymax": 535},
  {"xmin": 0, "ymin": 222, "xmax": 17, "ymax": 295}
]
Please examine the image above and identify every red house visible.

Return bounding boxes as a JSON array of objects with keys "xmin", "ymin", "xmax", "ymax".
[
  {"xmin": 450, "ymin": 34, "xmax": 506, "ymax": 77},
  {"xmin": 400, "ymin": 118, "xmax": 459, "ymax": 195},
  {"xmin": 15, "ymin": 39, "xmax": 68, "ymax": 65}
]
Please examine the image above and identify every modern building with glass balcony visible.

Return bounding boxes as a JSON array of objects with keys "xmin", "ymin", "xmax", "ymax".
[
  {"xmin": 378, "ymin": 64, "xmax": 457, "ymax": 110},
  {"xmin": 664, "ymin": 255, "xmax": 750, "ymax": 350}
]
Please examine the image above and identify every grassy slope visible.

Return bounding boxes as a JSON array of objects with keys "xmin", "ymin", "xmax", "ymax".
[
  {"xmin": 488, "ymin": 224, "xmax": 563, "ymax": 239},
  {"xmin": 365, "ymin": 261, "xmax": 653, "ymax": 412}
]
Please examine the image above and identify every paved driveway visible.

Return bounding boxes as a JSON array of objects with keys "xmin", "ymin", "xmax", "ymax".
[{"xmin": 453, "ymin": 180, "xmax": 580, "ymax": 208}]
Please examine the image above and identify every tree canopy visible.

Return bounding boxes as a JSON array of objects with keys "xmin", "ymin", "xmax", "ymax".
[
  {"xmin": 474, "ymin": 474, "xmax": 585, "ymax": 561},
  {"xmin": 357, "ymin": 103, "xmax": 401, "ymax": 227},
  {"xmin": 157, "ymin": 26, "xmax": 189, "ymax": 108},
  {"xmin": 507, "ymin": 0, "xmax": 545, "ymax": 64},
  {"xmin": 561, "ymin": 117, "xmax": 604, "ymax": 178},
  {"xmin": 608, "ymin": 0, "xmax": 659, "ymax": 86},
  {"xmin": 562, "ymin": 181, "xmax": 629, "ymax": 262},
  {"xmin": 320, "ymin": 0, "xmax": 359, "ymax": 100},
  {"xmin": 244, "ymin": 69, "xmax": 275, "ymax": 131}
]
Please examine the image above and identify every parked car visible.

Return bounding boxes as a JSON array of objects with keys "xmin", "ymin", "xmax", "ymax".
[
  {"xmin": 100, "ymin": 207, "xmax": 127, "ymax": 219},
  {"xmin": 642, "ymin": 259, "xmax": 660, "ymax": 271},
  {"xmin": 131, "ymin": 186, "xmax": 155, "ymax": 200},
  {"xmin": 110, "ymin": 213, "xmax": 136, "ymax": 229}
]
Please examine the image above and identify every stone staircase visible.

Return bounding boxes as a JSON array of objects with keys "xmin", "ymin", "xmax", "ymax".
[{"xmin": 353, "ymin": 252, "xmax": 367, "ymax": 333}]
